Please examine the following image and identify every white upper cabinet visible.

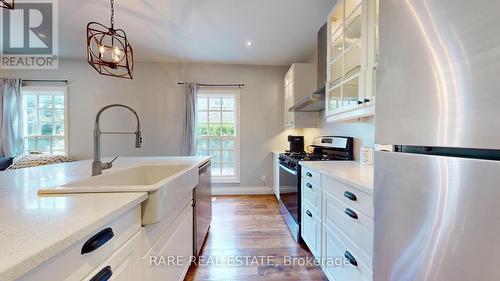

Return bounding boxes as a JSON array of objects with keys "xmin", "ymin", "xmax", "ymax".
[
  {"xmin": 284, "ymin": 63, "xmax": 318, "ymax": 129},
  {"xmin": 326, "ymin": 0, "xmax": 379, "ymax": 122}
]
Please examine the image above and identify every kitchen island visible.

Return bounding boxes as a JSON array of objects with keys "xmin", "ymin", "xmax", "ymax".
[{"xmin": 0, "ymin": 156, "xmax": 210, "ymax": 281}]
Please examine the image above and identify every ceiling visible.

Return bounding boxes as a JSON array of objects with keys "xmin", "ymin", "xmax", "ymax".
[{"xmin": 58, "ymin": 0, "xmax": 335, "ymax": 65}]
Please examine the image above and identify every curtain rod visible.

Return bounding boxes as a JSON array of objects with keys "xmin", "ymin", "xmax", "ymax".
[
  {"xmin": 177, "ymin": 82, "xmax": 245, "ymax": 88},
  {"xmin": 22, "ymin": 79, "xmax": 69, "ymax": 84}
]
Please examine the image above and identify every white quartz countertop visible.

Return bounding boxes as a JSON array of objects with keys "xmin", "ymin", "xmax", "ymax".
[
  {"xmin": 0, "ymin": 156, "xmax": 209, "ymax": 281},
  {"xmin": 300, "ymin": 161, "xmax": 374, "ymax": 194}
]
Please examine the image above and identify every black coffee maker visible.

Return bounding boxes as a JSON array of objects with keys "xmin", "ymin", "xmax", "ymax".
[{"xmin": 287, "ymin": 135, "xmax": 305, "ymax": 153}]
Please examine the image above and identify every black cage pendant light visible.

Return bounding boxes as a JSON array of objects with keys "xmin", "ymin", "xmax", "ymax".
[
  {"xmin": 87, "ymin": 0, "xmax": 133, "ymax": 79},
  {"xmin": 0, "ymin": 0, "xmax": 15, "ymax": 10}
]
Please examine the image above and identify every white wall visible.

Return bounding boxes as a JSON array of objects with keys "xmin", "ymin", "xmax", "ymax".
[{"xmin": 0, "ymin": 59, "xmax": 289, "ymax": 189}]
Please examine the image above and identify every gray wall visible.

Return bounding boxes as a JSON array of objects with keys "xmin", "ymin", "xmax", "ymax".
[{"xmin": 0, "ymin": 59, "xmax": 289, "ymax": 188}]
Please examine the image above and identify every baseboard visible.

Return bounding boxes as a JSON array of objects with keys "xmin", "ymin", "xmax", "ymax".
[{"xmin": 212, "ymin": 186, "xmax": 273, "ymax": 195}]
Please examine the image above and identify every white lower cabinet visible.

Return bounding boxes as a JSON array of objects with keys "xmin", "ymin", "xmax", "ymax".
[
  {"xmin": 82, "ymin": 230, "xmax": 142, "ymax": 281},
  {"xmin": 300, "ymin": 166, "xmax": 373, "ymax": 281},
  {"xmin": 19, "ymin": 199, "xmax": 196, "ymax": 281},
  {"xmin": 301, "ymin": 200, "xmax": 322, "ymax": 257},
  {"xmin": 18, "ymin": 206, "xmax": 142, "ymax": 281},
  {"xmin": 322, "ymin": 224, "xmax": 370, "ymax": 281},
  {"xmin": 142, "ymin": 202, "xmax": 193, "ymax": 281},
  {"xmin": 273, "ymin": 152, "xmax": 280, "ymax": 200}
]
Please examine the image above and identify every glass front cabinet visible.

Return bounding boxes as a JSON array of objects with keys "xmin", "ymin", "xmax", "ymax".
[{"xmin": 325, "ymin": 0, "xmax": 379, "ymax": 122}]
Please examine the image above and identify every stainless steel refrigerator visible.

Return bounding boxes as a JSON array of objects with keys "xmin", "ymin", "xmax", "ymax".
[{"xmin": 374, "ymin": 0, "xmax": 500, "ymax": 280}]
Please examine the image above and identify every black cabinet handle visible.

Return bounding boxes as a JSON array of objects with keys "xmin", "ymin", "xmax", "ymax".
[
  {"xmin": 364, "ymin": 98, "xmax": 371, "ymax": 103},
  {"xmin": 306, "ymin": 183, "xmax": 313, "ymax": 189},
  {"xmin": 357, "ymin": 100, "xmax": 363, "ymax": 105},
  {"xmin": 81, "ymin": 228, "xmax": 114, "ymax": 255},
  {"xmin": 306, "ymin": 210, "xmax": 313, "ymax": 217},
  {"xmin": 343, "ymin": 191, "xmax": 357, "ymax": 201},
  {"xmin": 306, "ymin": 172, "xmax": 312, "ymax": 177},
  {"xmin": 344, "ymin": 251, "xmax": 358, "ymax": 266},
  {"xmin": 89, "ymin": 266, "xmax": 113, "ymax": 281},
  {"xmin": 345, "ymin": 208, "xmax": 358, "ymax": 220}
]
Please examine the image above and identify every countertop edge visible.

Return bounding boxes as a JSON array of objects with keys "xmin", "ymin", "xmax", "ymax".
[
  {"xmin": 300, "ymin": 161, "xmax": 374, "ymax": 195},
  {"xmin": 1, "ymin": 192, "xmax": 148, "ymax": 281}
]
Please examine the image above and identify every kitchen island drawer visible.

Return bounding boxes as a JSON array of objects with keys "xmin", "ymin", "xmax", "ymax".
[
  {"xmin": 81, "ymin": 230, "xmax": 141, "ymax": 281},
  {"xmin": 323, "ymin": 191, "xmax": 373, "ymax": 258},
  {"xmin": 18, "ymin": 206, "xmax": 142, "ymax": 281},
  {"xmin": 302, "ymin": 166, "xmax": 321, "ymax": 186},
  {"xmin": 323, "ymin": 175, "xmax": 373, "ymax": 218}
]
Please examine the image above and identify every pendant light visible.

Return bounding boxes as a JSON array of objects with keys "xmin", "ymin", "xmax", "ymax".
[
  {"xmin": 0, "ymin": 0, "xmax": 14, "ymax": 9},
  {"xmin": 87, "ymin": 0, "xmax": 133, "ymax": 79}
]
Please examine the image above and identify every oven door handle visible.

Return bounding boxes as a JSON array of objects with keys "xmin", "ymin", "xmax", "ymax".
[{"xmin": 279, "ymin": 163, "xmax": 298, "ymax": 176}]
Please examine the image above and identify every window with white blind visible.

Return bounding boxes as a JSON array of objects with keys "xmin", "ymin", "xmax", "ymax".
[
  {"xmin": 196, "ymin": 90, "xmax": 240, "ymax": 183},
  {"xmin": 21, "ymin": 86, "xmax": 68, "ymax": 155}
]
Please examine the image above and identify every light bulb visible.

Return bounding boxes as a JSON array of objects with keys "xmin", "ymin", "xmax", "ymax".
[
  {"xmin": 99, "ymin": 45, "xmax": 105, "ymax": 54},
  {"xmin": 113, "ymin": 46, "xmax": 121, "ymax": 56}
]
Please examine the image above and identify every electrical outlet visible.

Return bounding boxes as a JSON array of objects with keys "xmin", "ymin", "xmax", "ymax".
[{"xmin": 261, "ymin": 175, "xmax": 267, "ymax": 184}]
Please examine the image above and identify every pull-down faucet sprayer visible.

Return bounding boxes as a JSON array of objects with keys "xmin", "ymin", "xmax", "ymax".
[{"xmin": 92, "ymin": 104, "xmax": 142, "ymax": 176}]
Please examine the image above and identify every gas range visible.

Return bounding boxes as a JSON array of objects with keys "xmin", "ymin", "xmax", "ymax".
[
  {"xmin": 279, "ymin": 136, "xmax": 354, "ymax": 171},
  {"xmin": 278, "ymin": 136, "xmax": 353, "ymax": 242}
]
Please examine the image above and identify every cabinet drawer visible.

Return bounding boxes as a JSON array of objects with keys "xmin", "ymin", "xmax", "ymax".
[
  {"xmin": 323, "ymin": 175, "xmax": 373, "ymax": 218},
  {"xmin": 301, "ymin": 200, "xmax": 321, "ymax": 258},
  {"xmin": 82, "ymin": 230, "xmax": 141, "ymax": 281},
  {"xmin": 19, "ymin": 206, "xmax": 142, "ymax": 281},
  {"xmin": 322, "ymin": 224, "xmax": 371, "ymax": 281},
  {"xmin": 302, "ymin": 166, "xmax": 321, "ymax": 186},
  {"xmin": 302, "ymin": 179, "xmax": 320, "ymax": 216},
  {"xmin": 323, "ymin": 191, "xmax": 373, "ymax": 259},
  {"xmin": 142, "ymin": 202, "xmax": 193, "ymax": 281}
]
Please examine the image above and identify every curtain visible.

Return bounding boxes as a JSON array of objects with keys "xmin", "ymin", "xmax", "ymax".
[
  {"xmin": 182, "ymin": 83, "xmax": 199, "ymax": 156},
  {"xmin": 0, "ymin": 78, "xmax": 23, "ymax": 157}
]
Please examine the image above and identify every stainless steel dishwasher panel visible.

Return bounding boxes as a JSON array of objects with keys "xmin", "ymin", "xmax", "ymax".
[{"xmin": 193, "ymin": 161, "xmax": 212, "ymax": 256}]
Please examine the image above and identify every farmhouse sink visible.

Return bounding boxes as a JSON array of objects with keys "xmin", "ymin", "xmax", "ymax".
[
  {"xmin": 61, "ymin": 165, "xmax": 191, "ymax": 187},
  {"xmin": 38, "ymin": 163, "xmax": 201, "ymax": 225}
]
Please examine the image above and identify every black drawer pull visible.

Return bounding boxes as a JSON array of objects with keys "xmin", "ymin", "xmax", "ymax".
[
  {"xmin": 345, "ymin": 208, "xmax": 358, "ymax": 220},
  {"xmin": 90, "ymin": 266, "xmax": 113, "ymax": 281},
  {"xmin": 344, "ymin": 251, "xmax": 358, "ymax": 266},
  {"xmin": 343, "ymin": 191, "xmax": 357, "ymax": 201},
  {"xmin": 81, "ymin": 228, "xmax": 114, "ymax": 255},
  {"xmin": 306, "ymin": 210, "xmax": 313, "ymax": 217},
  {"xmin": 306, "ymin": 172, "xmax": 312, "ymax": 177},
  {"xmin": 306, "ymin": 183, "xmax": 313, "ymax": 189},
  {"xmin": 364, "ymin": 98, "xmax": 371, "ymax": 103}
]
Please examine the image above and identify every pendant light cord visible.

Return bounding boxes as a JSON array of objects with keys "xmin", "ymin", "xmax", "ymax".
[{"xmin": 110, "ymin": 0, "xmax": 115, "ymax": 28}]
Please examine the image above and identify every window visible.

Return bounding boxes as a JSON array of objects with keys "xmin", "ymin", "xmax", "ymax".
[
  {"xmin": 21, "ymin": 86, "xmax": 68, "ymax": 155},
  {"xmin": 196, "ymin": 90, "xmax": 240, "ymax": 183}
]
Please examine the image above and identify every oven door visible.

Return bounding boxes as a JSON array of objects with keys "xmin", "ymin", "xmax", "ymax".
[{"xmin": 279, "ymin": 163, "xmax": 300, "ymax": 224}]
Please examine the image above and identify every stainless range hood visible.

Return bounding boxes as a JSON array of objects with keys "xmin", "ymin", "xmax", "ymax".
[
  {"xmin": 290, "ymin": 23, "xmax": 327, "ymax": 112},
  {"xmin": 288, "ymin": 86, "xmax": 325, "ymax": 112}
]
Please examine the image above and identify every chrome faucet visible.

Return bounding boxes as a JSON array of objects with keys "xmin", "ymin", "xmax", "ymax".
[{"xmin": 92, "ymin": 104, "xmax": 142, "ymax": 176}]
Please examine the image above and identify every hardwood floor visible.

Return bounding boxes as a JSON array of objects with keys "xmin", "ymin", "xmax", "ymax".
[{"xmin": 185, "ymin": 195, "xmax": 328, "ymax": 281}]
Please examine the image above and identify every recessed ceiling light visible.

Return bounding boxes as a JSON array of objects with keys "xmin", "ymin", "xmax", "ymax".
[{"xmin": 245, "ymin": 40, "xmax": 253, "ymax": 48}]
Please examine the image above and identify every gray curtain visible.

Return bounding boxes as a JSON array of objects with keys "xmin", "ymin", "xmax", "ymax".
[
  {"xmin": 182, "ymin": 83, "xmax": 199, "ymax": 156},
  {"xmin": 0, "ymin": 78, "xmax": 23, "ymax": 157}
]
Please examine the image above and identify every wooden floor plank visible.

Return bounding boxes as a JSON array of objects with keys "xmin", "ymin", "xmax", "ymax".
[{"xmin": 184, "ymin": 195, "xmax": 328, "ymax": 281}]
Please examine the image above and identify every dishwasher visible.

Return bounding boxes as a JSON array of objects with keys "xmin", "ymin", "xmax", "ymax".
[{"xmin": 193, "ymin": 160, "xmax": 212, "ymax": 257}]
